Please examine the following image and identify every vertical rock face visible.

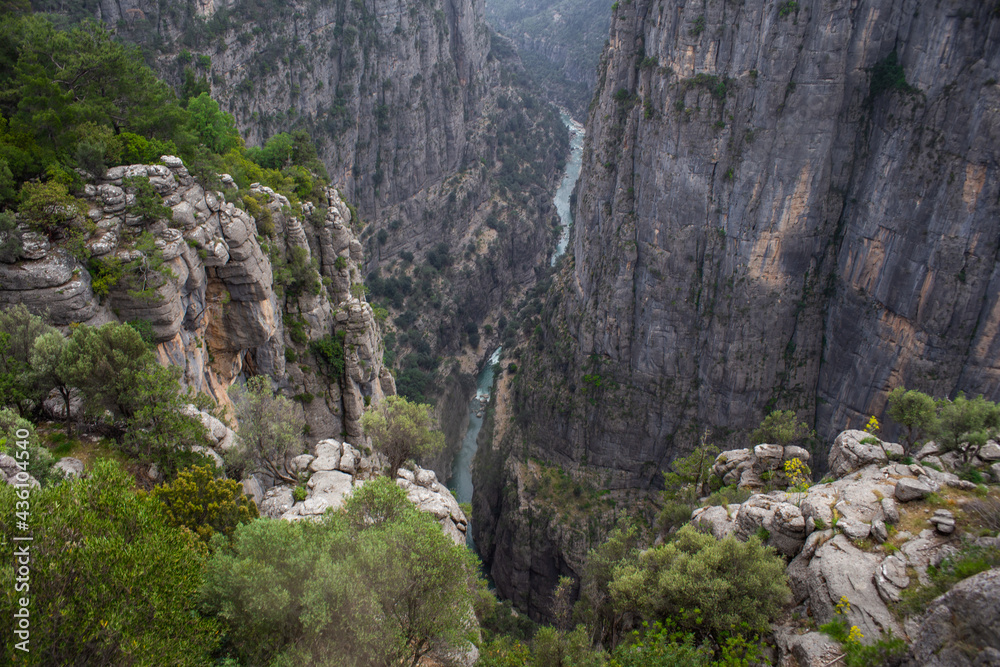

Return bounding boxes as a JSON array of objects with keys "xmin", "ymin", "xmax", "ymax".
[{"xmin": 477, "ymin": 0, "xmax": 1000, "ymax": 619}]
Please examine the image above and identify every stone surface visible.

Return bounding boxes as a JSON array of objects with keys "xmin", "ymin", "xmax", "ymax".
[
  {"xmin": 904, "ymin": 568, "xmax": 1000, "ymax": 667},
  {"xmin": 895, "ymin": 477, "xmax": 937, "ymax": 502},
  {"xmin": 828, "ymin": 431, "xmax": 889, "ymax": 478},
  {"xmin": 53, "ymin": 457, "xmax": 85, "ymax": 479},
  {"xmin": 260, "ymin": 486, "xmax": 296, "ymax": 519}
]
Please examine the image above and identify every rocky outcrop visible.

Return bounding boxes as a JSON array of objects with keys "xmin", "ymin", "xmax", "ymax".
[
  {"xmin": 275, "ymin": 437, "xmax": 470, "ymax": 546},
  {"xmin": 482, "ymin": 0, "xmax": 1000, "ymax": 614},
  {"xmin": 903, "ymin": 567, "xmax": 1000, "ymax": 667},
  {"xmin": 0, "ymin": 157, "xmax": 394, "ymax": 442}
]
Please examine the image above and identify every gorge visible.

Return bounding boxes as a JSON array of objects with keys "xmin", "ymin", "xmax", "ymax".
[
  {"xmin": 474, "ymin": 0, "xmax": 1000, "ymax": 622},
  {"xmin": 2, "ymin": 0, "xmax": 1000, "ymax": 662}
]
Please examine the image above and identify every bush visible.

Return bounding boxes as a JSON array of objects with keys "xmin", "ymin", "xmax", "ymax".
[
  {"xmin": 310, "ymin": 330, "xmax": 346, "ymax": 379},
  {"xmin": 361, "ymin": 395, "xmax": 444, "ymax": 474},
  {"xmin": 0, "ymin": 459, "xmax": 219, "ymax": 665},
  {"xmin": 201, "ymin": 477, "xmax": 481, "ymax": 666},
  {"xmin": 749, "ymin": 410, "xmax": 812, "ymax": 447},
  {"xmin": 609, "ymin": 525, "xmax": 790, "ymax": 639},
  {"xmin": 152, "ymin": 464, "xmax": 259, "ymax": 542}
]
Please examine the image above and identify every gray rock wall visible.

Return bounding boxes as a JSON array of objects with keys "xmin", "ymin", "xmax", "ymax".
[{"xmin": 477, "ymin": 0, "xmax": 1000, "ymax": 619}]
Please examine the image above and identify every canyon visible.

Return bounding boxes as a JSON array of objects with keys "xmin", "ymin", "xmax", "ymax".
[{"xmin": 475, "ymin": 0, "xmax": 1000, "ymax": 620}]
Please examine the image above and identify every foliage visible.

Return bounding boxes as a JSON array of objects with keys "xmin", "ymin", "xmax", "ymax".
[
  {"xmin": 933, "ymin": 392, "xmax": 1000, "ymax": 465},
  {"xmin": 152, "ymin": 464, "xmax": 258, "ymax": 542},
  {"xmin": 185, "ymin": 92, "xmax": 241, "ymax": 154},
  {"xmin": 749, "ymin": 409, "xmax": 812, "ymax": 447},
  {"xmin": 17, "ymin": 180, "xmax": 84, "ymax": 237},
  {"xmin": 608, "ymin": 525, "xmax": 790, "ymax": 640},
  {"xmin": 0, "ymin": 459, "xmax": 219, "ymax": 665},
  {"xmin": 0, "ymin": 304, "xmax": 54, "ymax": 411},
  {"xmin": 122, "ymin": 175, "xmax": 173, "ymax": 223},
  {"xmin": 29, "ymin": 330, "xmax": 75, "ymax": 427},
  {"xmin": 576, "ymin": 522, "xmax": 643, "ymax": 647},
  {"xmin": 201, "ymin": 477, "xmax": 481, "ymax": 666},
  {"xmin": 897, "ymin": 541, "xmax": 1000, "ymax": 617},
  {"xmin": 887, "ymin": 387, "xmax": 938, "ymax": 452},
  {"xmin": 657, "ymin": 442, "xmax": 718, "ymax": 535},
  {"xmin": 869, "ymin": 50, "xmax": 915, "ymax": 100},
  {"xmin": 62, "ymin": 321, "xmax": 155, "ymax": 419},
  {"xmin": 0, "ymin": 407, "xmax": 55, "ymax": 486},
  {"xmin": 784, "ymin": 457, "xmax": 811, "ymax": 491},
  {"xmin": 609, "ymin": 621, "xmax": 764, "ymax": 667},
  {"xmin": 361, "ymin": 394, "xmax": 445, "ymax": 474},
  {"xmin": 227, "ymin": 375, "xmax": 304, "ymax": 484},
  {"xmin": 863, "ymin": 415, "xmax": 880, "ymax": 434},
  {"xmin": 119, "ymin": 363, "xmax": 215, "ymax": 479},
  {"xmin": 274, "ymin": 245, "xmax": 321, "ymax": 297},
  {"xmin": 0, "ymin": 209, "xmax": 22, "ymax": 261},
  {"xmin": 310, "ymin": 330, "xmax": 346, "ymax": 379}
]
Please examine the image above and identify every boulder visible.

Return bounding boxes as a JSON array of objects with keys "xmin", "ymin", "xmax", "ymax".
[
  {"xmin": 290, "ymin": 454, "xmax": 315, "ymax": 474},
  {"xmin": 774, "ymin": 628, "xmax": 842, "ymax": 667},
  {"xmin": 691, "ymin": 505, "xmax": 739, "ymax": 539},
  {"xmin": 191, "ymin": 445, "xmax": 224, "ymax": 469},
  {"xmin": 828, "ymin": 430, "xmax": 888, "ymax": 477},
  {"xmin": 783, "ymin": 445, "xmax": 812, "ymax": 464},
  {"xmin": 904, "ymin": 568, "xmax": 1000, "ymax": 666},
  {"xmin": 711, "ymin": 448, "xmax": 752, "ymax": 485},
  {"xmin": 753, "ymin": 444, "xmax": 785, "ymax": 469},
  {"xmin": 979, "ymin": 441, "xmax": 1000, "ymax": 462},
  {"xmin": 871, "ymin": 519, "xmax": 889, "ymax": 544},
  {"xmin": 734, "ymin": 494, "xmax": 807, "ymax": 557},
  {"xmin": 929, "ymin": 509, "xmax": 956, "ymax": 535},
  {"xmin": 309, "ymin": 439, "xmax": 342, "ymax": 472},
  {"xmin": 992, "ymin": 462, "xmax": 1000, "ymax": 484},
  {"xmin": 882, "ymin": 441, "xmax": 905, "ymax": 459},
  {"xmin": 42, "ymin": 388, "xmax": 84, "ymax": 420},
  {"xmin": 53, "ymin": 457, "xmax": 85, "ymax": 479},
  {"xmin": 260, "ymin": 486, "xmax": 296, "ymax": 519},
  {"xmin": 916, "ymin": 441, "xmax": 941, "ymax": 459},
  {"xmin": 242, "ymin": 476, "xmax": 264, "ymax": 505},
  {"xmin": 895, "ymin": 477, "xmax": 937, "ymax": 502},
  {"xmin": 874, "ymin": 555, "xmax": 910, "ymax": 604},
  {"xmin": 881, "ymin": 498, "xmax": 900, "ymax": 524},
  {"xmin": 307, "ymin": 470, "xmax": 354, "ymax": 511},
  {"xmin": 792, "ymin": 534, "xmax": 903, "ymax": 639}
]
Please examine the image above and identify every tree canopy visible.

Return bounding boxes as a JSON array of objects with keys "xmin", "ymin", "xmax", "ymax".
[
  {"xmin": 361, "ymin": 394, "xmax": 445, "ymax": 474},
  {"xmin": 0, "ymin": 459, "xmax": 219, "ymax": 665}
]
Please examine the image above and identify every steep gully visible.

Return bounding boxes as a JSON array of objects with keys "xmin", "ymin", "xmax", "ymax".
[{"xmin": 447, "ymin": 112, "xmax": 586, "ymax": 545}]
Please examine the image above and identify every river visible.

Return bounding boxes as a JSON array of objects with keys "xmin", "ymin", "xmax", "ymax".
[{"xmin": 448, "ymin": 112, "xmax": 585, "ymax": 547}]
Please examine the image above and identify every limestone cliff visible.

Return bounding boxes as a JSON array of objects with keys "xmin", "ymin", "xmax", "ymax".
[
  {"xmin": 476, "ymin": 0, "xmax": 1000, "ymax": 619},
  {"xmin": 0, "ymin": 157, "xmax": 394, "ymax": 441}
]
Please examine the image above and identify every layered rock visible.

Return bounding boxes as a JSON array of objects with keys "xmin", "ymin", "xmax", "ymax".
[
  {"xmin": 0, "ymin": 158, "xmax": 394, "ymax": 441},
  {"xmin": 481, "ymin": 0, "xmax": 1000, "ymax": 614}
]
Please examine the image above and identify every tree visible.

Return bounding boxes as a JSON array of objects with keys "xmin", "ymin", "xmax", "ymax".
[
  {"xmin": 608, "ymin": 525, "xmax": 790, "ymax": 641},
  {"xmin": 361, "ymin": 394, "xmax": 445, "ymax": 474},
  {"xmin": 201, "ymin": 477, "xmax": 481, "ymax": 666},
  {"xmin": 120, "ymin": 363, "xmax": 214, "ymax": 479},
  {"xmin": 228, "ymin": 375, "xmax": 304, "ymax": 484},
  {"xmin": 0, "ymin": 459, "xmax": 219, "ymax": 665},
  {"xmin": 934, "ymin": 393, "xmax": 1000, "ymax": 466},
  {"xmin": 576, "ymin": 522, "xmax": 643, "ymax": 647},
  {"xmin": 152, "ymin": 464, "xmax": 258, "ymax": 542},
  {"xmin": 63, "ymin": 321, "xmax": 155, "ymax": 419},
  {"xmin": 749, "ymin": 410, "xmax": 812, "ymax": 447},
  {"xmin": 886, "ymin": 387, "xmax": 938, "ymax": 453},
  {"xmin": 186, "ymin": 92, "xmax": 242, "ymax": 154},
  {"xmin": 30, "ymin": 331, "xmax": 75, "ymax": 429},
  {"xmin": 0, "ymin": 304, "xmax": 55, "ymax": 413},
  {"xmin": 17, "ymin": 180, "xmax": 84, "ymax": 238}
]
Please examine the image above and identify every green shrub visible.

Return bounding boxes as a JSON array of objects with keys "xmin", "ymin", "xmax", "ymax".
[
  {"xmin": 201, "ymin": 477, "xmax": 481, "ymax": 666},
  {"xmin": 311, "ymin": 330, "xmax": 347, "ymax": 379},
  {"xmin": 152, "ymin": 464, "xmax": 259, "ymax": 542},
  {"xmin": 608, "ymin": 525, "xmax": 790, "ymax": 639},
  {"xmin": 0, "ymin": 459, "xmax": 219, "ymax": 665}
]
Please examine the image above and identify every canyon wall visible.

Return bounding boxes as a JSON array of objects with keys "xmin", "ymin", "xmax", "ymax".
[{"xmin": 476, "ymin": 0, "xmax": 1000, "ymax": 620}]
